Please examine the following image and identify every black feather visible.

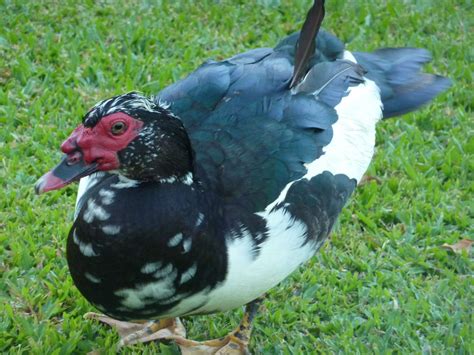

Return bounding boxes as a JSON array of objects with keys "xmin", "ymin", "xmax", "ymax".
[{"xmin": 289, "ymin": 0, "xmax": 325, "ymax": 88}]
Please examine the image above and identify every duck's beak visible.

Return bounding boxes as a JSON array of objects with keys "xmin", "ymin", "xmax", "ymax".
[{"xmin": 35, "ymin": 153, "xmax": 98, "ymax": 194}]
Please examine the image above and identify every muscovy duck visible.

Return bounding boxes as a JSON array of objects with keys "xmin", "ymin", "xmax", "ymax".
[{"xmin": 35, "ymin": 1, "xmax": 450, "ymax": 353}]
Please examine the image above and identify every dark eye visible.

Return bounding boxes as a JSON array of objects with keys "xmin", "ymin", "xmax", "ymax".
[{"xmin": 111, "ymin": 121, "xmax": 127, "ymax": 135}]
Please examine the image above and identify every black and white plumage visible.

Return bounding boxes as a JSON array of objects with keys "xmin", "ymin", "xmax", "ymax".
[{"xmin": 36, "ymin": 0, "xmax": 450, "ymax": 345}]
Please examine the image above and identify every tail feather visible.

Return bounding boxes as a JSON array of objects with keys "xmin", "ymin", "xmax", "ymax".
[
  {"xmin": 353, "ymin": 48, "xmax": 451, "ymax": 118},
  {"xmin": 290, "ymin": 0, "xmax": 325, "ymax": 88}
]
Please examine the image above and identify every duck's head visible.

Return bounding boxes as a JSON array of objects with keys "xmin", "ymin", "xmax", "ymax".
[{"xmin": 35, "ymin": 92, "xmax": 193, "ymax": 194}]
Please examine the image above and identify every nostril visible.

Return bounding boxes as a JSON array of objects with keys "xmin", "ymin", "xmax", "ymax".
[{"xmin": 66, "ymin": 151, "xmax": 83, "ymax": 166}]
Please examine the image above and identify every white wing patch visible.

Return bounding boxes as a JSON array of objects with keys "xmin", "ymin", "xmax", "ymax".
[
  {"xmin": 267, "ymin": 52, "xmax": 382, "ymax": 210},
  {"xmin": 342, "ymin": 50, "xmax": 357, "ymax": 63},
  {"xmin": 304, "ymin": 78, "xmax": 382, "ymax": 180}
]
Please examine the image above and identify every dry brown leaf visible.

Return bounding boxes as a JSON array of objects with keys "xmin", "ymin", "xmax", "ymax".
[
  {"xmin": 358, "ymin": 175, "xmax": 382, "ymax": 186},
  {"xmin": 441, "ymin": 239, "xmax": 474, "ymax": 254}
]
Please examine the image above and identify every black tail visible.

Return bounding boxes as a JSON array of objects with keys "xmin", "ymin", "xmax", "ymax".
[
  {"xmin": 290, "ymin": 0, "xmax": 325, "ymax": 88},
  {"xmin": 353, "ymin": 48, "xmax": 451, "ymax": 118}
]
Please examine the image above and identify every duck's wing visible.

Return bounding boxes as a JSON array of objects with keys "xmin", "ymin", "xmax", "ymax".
[
  {"xmin": 156, "ymin": 32, "xmax": 364, "ymax": 212},
  {"xmin": 352, "ymin": 48, "xmax": 451, "ymax": 118}
]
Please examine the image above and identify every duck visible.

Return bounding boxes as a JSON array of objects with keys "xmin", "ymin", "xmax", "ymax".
[{"xmin": 35, "ymin": 1, "xmax": 450, "ymax": 353}]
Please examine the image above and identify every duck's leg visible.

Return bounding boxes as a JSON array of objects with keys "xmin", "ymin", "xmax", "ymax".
[
  {"xmin": 175, "ymin": 296, "xmax": 263, "ymax": 354},
  {"xmin": 84, "ymin": 312, "xmax": 186, "ymax": 347}
]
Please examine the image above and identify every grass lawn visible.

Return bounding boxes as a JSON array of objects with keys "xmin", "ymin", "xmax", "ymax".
[{"xmin": 1, "ymin": 0, "xmax": 472, "ymax": 353}]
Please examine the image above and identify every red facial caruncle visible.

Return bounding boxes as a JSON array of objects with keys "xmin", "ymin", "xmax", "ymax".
[
  {"xmin": 62, "ymin": 113, "xmax": 143, "ymax": 170},
  {"xmin": 35, "ymin": 112, "xmax": 143, "ymax": 194}
]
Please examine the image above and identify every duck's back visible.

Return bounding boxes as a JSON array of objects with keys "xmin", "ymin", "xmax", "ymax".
[{"xmin": 156, "ymin": 31, "xmax": 363, "ymax": 214}]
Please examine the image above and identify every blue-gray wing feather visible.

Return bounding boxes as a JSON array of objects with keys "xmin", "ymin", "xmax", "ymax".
[{"xmin": 156, "ymin": 32, "xmax": 359, "ymax": 211}]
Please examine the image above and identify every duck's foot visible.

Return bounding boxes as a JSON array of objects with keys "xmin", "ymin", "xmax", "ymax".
[
  {"xmin": 84, "ymin": 312, "xmax": 186, "ymax": 347},
  {"xmin": 85, "ymin": 296, "xmax": 263, "ymax": 354},
  {"xmin": 174, "ymin": 324, "xmax": 251, "ymax": 354},
  {"xmin": 175, "ymin": 297, "xmax": 263, "ymax": 354}
]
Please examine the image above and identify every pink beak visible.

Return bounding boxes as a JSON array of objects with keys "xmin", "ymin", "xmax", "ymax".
[{"xmin": 35, "ymin": 153, "xmax": 98, "ymax": 194}]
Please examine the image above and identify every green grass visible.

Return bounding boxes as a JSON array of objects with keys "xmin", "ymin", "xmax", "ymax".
[{"xmin": 1, "ymin": 0, "xmax": 472, "ymax": 353}]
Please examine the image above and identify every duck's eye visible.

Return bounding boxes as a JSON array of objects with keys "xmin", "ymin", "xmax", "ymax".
[{"xmin": 111, "ymin": 121, "xmax": 127, "ymax": 135}]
